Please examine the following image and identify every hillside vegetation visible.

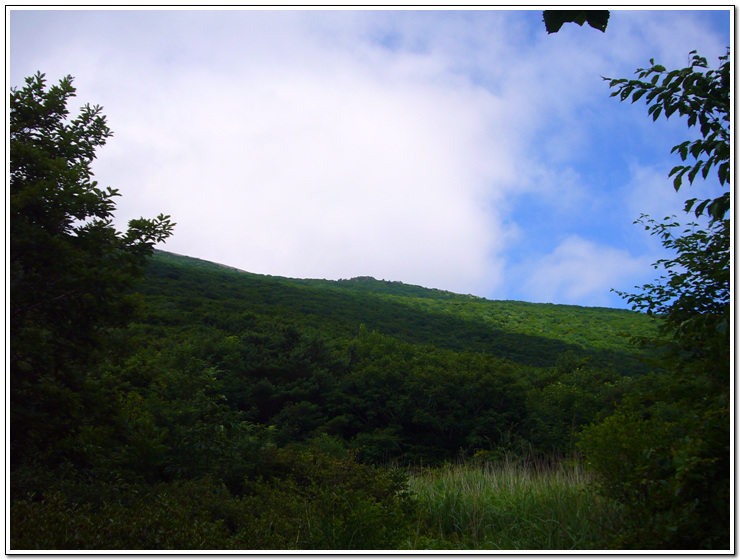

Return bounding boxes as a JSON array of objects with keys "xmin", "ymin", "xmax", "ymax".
[
  {"xmin": 147, "ymin": 250, "xmax": 656, "ymax": 372},
  {"xmin": 13, "ymin": 249, "xmax": 657, "ymax": 549},
  {"xmin": 131, "ymin": 250, "xmax": 658, "ymax": 464}
]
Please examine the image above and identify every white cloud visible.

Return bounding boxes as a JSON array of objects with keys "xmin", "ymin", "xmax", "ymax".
[
  {"xmin": 79, "ymin": 17, "xmax": 520, "ymax": 296},
  {"xmin": 605, "ymin": 9, "xmax": 729, "ymax": 71},
  {"xmin": 520, "ymin": 235, "xmax": 653, "ymax": 306},
  {"xmin": 621, "ymin": 162, "xmax": 725, "ymax": 231},
  {"xmin": 9, "ymin": 9, "xmax": 730, "ymax": 306},
  {"xmin": 623, "ymin": 164, "xmax": 688, "ymax": 223}
]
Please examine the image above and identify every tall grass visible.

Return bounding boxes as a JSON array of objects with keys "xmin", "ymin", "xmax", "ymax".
[{"xmin": 406, "ymin": 457, "xmax": 622, "ymax": 550}]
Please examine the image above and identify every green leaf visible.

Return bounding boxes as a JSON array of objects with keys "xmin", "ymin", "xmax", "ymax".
[
  {"xmin": 693, "ymin": 199, "xmax": 710, "ymax": 217},
  {"xmin": 718, "ymin": 162, "xmax": 729, "ymax": 185},
  {"xmin": 687, "ymin": 161, "xmax": 703, "ymax": 184},
  {"xmin": 662, "ymin": 71, "xmax": 680, "ymax": 88},
  {"xmin": 585, "ymin": 10, "xmax": 610, "ymax": 32},
  {"xmin": 673, "ymin": 169, "xmax": 687, "ymax": 191},
  {"xmin": 543, "ymin": 10, "xmax": 610, "ymax": 33},
  {"xmin": 673, "ymin": 141, "xmax": 690, "ymax": 160},
  {"xmin": 645, "ymin": 89, "xmax": 660, "ymax": 103},
  {"xmin": 689, "ymin": 142, "xmax": 705, "ymax": 159},
  {"xmin": 664, "ymin": 104, "xmax": 680, "ymax": 118},
  {"xmin": 707, "ymin": 194, "xmax": 729, "ymax": 221}
]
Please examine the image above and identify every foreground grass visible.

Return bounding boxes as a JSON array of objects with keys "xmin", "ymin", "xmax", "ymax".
[{"xmin": 406, "ymin": 458, "xmax": 622, "ymax": 550}]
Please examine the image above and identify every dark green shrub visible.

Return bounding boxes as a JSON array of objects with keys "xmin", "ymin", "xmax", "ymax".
[
  {"xmin": 11, "ymin": 448, "xmax": 417, "ymax": 551},
  {"xmin": 578, "ymin": 395, "xmax": 730, "ymax": 549},
  {"xmin": 11, "ymin": 479, "xmax": 232, "ymax": 550},
  {"xmin": 240, "ymin": 446, "xmax": 417, "ymax": 549}
]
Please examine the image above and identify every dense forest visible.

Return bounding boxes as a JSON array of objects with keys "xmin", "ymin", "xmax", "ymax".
[
  {"xmin": 124, "ymin": 249, "xmax": 660, "ymax": 464},
  {"xmin": 10, "ymin": 47, "xmax": 729, "ymax": 551},
  {"xmin": 11, "ymin": 248, "xmax": 659, "ymax": 549}
]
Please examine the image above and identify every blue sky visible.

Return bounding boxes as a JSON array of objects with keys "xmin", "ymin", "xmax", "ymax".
[{"xmin": 8, "ymin": 8, "xmax": 731, "ymax": 308}]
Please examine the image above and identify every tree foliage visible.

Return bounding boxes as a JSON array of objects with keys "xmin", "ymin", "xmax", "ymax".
[
  {"xmin": 605, "ymin": 49, "xmax": 730, "ymax": 222},
  {"xmin": 579, "ymin": 50, "xmax": 730, "ymax": 550},
  {"xmin": 619, "ymin": 216, "xmax": 729, "ymax": 376},
  {"xmin": 10, "ymin": 72, "xmax": 174, "ymax": 466},
  {"xmin": 606, "ymin": 50, "xmax": 730, "ymax": 370},
  {"xmin": 11, "ymin": 239, "xmax": 662, "ymax": 549},
  {"xmin": 543, "ymin": 10, "xmax": 610, "ymax": 34}
]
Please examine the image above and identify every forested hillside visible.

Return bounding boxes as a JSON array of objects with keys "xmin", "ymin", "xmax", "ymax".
[
  {"xmin": 147, "ymin": 250, "xmax": 656, "ymax": 372},
  {"xmin": 13, "ymin": 246, "xmax": 663, "ymax": 550},
  {"xmin": 124, "ymin": 249, "xmax": 658, "ymax": 464}
]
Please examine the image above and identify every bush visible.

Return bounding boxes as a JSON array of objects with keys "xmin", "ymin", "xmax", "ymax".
[
  {"xmin": 242, "ymin": 446, "xmax": 418, "ymax": 549},
  {"xmin": 11, "ymin": 447, "xmax": 418, "ymax": 551},
  {"xmin": 11, "ymin": 479, "xmax": 232, "ymax": 550},
  {"xmin": 578, "ymin": 396, "xmax": 730, "ymax": 549}
]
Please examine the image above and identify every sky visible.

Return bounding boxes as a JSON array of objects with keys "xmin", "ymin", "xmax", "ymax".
[{"xmin": 8, "ymin": 7, "xmax": 731, "ymax": 308}]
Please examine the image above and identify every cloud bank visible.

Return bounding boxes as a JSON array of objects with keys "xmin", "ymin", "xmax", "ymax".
[{"xmin": 9, "ymin": 9, "xmax": 730, "ymax": 306}]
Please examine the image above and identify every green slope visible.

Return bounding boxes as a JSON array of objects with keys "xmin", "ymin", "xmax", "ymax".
[{"xmin": 141, "ymin": 250, "xmax": 656, "ymax": 374}]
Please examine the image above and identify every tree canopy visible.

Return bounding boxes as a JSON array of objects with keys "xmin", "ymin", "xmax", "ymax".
[
  {"xmin": 543, "ymin": 10, "xmax": 610, "ymax": 33},
  {"xmin": 605, "ymin": 49, "xmax": 729, "ymax": 222},
  {"xmin": 10, "ymin": 72, "xmax": 174, "ymax": 466},
  {"xmin": 607, "ymin": 50, "xmax": 730, "ymax": 369}
]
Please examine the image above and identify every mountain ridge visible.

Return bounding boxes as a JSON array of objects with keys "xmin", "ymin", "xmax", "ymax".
[
  {"xmin": 144, "ymin": 249, "xmax": 657, "ymax": 375},
  {"xmin": 152, "ymin": 249, "xmax": 625, "ymax": 310}
]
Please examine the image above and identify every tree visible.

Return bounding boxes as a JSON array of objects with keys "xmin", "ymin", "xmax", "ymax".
[
  {"xmin": 606, "ymin": 49, "xmax": 729, "ymax": 222},
  {"xmin": 578, "ymin": 50, "xmax": 730, "ymax": 549},
  {"xmin": 543, "ymin": 10, "xmax": 610, "ymax": 34},
  {"xmin": 607, "ymin": 49, "xmax": 730, "ymax": 377},
  {"xmin": 10, "ymin": 72, "xmax": 175, "ymax": 468}
]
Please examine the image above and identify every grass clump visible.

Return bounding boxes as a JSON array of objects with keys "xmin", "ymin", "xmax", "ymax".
[{"xmin": 407, "ymin": 457, "xmax": 622, "ymax": 550}]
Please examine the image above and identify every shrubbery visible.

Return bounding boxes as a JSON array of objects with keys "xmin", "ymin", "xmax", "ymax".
[{"xmin": 12, "ymin": 446, "xmax": 417, "ymax": 550}]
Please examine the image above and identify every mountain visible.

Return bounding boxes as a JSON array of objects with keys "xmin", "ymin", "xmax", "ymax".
[
  {"xmin": 141, "ymin": 249, "xmax": 656, "ymax": 374},
  {"xmin": 112, "ymin": 249, "xmax": 663, "ymax": 464}
]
